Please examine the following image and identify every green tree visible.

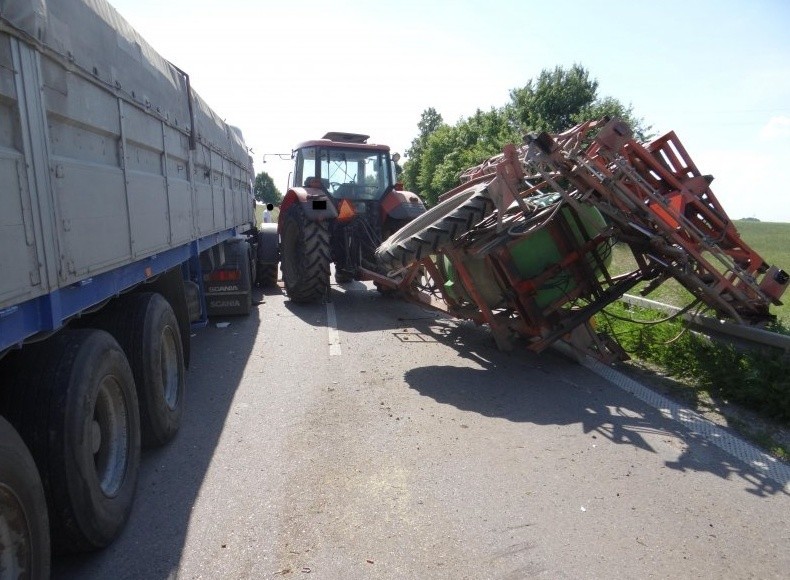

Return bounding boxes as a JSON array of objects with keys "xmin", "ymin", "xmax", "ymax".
[
  {"xmin": 572, "ymin": 96, "xmax": 653, "ymax": 142},
  {"xmin": 405, "ymin": 64, "xmax": 651, "ymax": 206},
  {"xmin": 254, "ymin": 171, "xmax": 282, "ymax": 204},
  {"xmin": 411, "ymin": 107, "xmax": 519, "ymax": 205},
  {"xmin": 402, "ymin": 107, "xmax": 444, "ymax": 195},
  {"xmin": 509, "ymin": 63, "xmax": 651, "ymax": 139},
  {"xmin": 416, "ymin": 124, "xmax": 458, "ymax": 204},
  {"xmin": 509, "ymin": 63, "xmax": 598, "ymax": 133}
]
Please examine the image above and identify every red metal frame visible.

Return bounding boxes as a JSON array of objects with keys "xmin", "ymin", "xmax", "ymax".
[
  {"xmin": 370, "ymin": 119, "xmax": 787, "ymax": 361},
  {"xmin": 553, "ymin": 120, "xmax": 782, "ymax": 320}
]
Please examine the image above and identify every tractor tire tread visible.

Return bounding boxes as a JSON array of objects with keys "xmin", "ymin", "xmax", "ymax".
[
  {"xmin": 376, "ymin": 188, "xmax": 493, "ymax": 272},
  {"xmin": 281, "ymin": 206, "xmax": 330, "ymax": 303}
]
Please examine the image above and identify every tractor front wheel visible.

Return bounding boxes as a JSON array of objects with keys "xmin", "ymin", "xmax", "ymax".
[
  {"xmin": 375, "ymin": 182, "xmax": 493, "ymax": 272},
  {"xmin": 280, "ymin": 206, "xmax": 331, "ymax": 303}
]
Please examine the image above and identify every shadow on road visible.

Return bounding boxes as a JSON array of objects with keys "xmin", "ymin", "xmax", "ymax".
[
  {"xmin": 401, "ymin": 318, "xmax": 789, "ymax": 499},
  {"xmin": 281, "ymin": 280, "xmax": 789, "ymax": 499}
]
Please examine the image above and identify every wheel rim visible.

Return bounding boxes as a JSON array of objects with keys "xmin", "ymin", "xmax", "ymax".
[
  {"xmin": 0, "ymin": 486, "xmax": 31, "ymax": 577},
  {"xmin": 92, "ymin": 375, "xmax": 129, "ymax": 498},
  {"xmin": 160, "ymin": 326, "xmax": 180, "ymax": 411}
]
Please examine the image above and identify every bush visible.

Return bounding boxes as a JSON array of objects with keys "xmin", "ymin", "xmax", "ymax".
[{"xmin": 597, "ymin": 303, "xmax": 790, "ymax": 423}]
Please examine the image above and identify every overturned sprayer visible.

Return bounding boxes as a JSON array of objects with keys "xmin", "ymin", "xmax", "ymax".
[{"xmin": 365, "ymin": 118, "xmax": 788, "ymax": 361}]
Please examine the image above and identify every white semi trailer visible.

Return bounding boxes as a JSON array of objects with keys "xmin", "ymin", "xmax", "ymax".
[{"xmin": 0, "ymin": 1, "xmax": 268, "ymax": 575}]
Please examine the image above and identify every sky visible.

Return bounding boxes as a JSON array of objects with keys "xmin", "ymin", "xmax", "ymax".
[{"xmin": 107, "ymin": 0, "xmax": 790, "ymax": 222}]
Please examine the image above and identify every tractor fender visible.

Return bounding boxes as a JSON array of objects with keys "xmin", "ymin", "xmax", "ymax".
[
  {"xmin": 279, "ymin": 187, "xmax": 338, "ymax": 229},
  {"xmin": 256, "ymin": 223, "xmax": 280, "ymax": 263},
  {"xmin": 380, "ymin": 188, "xmax": 426, "ymax": 222}
]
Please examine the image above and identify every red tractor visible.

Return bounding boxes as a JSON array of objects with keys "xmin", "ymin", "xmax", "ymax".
[{"xmin": 274, "ymin": 132, "xmax": 426, "ymax": 302}]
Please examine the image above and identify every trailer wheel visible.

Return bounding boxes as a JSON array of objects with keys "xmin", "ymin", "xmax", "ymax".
[
  {"xmin": 89, "ymin": 293, "xmax": 185, "ymax": 448},
  {"xmin": 248, "ymin": 244, "xmax": 257, "ymax": 293},
  {"xmin": 256, "ymin": 263, "xmax": 279, "ymax": 287},
  {"xmin": 0, "ymin": 417, "xmax": 50, "ymax": 579},
  {"xmin": 0, "ymin": 329, "xmax": 141, "ymax": 553},
  {"xmin": 335, "ymin": 270, "xmax": 354, "ymax": 284},
  {"xmin": 375, "ymin": 182, "xmax": 493, "ymax": 272},
  {"xmin": 255, "ymin": 224, "xmax": 280, "ymax": 288},
  {"xmin": 280, "ymin": 205, "xmax": 330, "ymax": 303}
]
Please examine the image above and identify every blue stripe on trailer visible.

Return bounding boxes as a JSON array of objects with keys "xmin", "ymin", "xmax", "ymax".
[{"xmin": 0, "ymin": 229, "xmax": 239, "ymax": 354}]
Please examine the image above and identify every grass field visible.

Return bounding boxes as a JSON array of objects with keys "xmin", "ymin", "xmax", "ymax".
[
  {"xmin": 608, "ymin": 220, "xmax": 790, "ymax": 325},
  {"xmin": 599, "ymin": 220, "xmax": 790, "ymax": 441}
]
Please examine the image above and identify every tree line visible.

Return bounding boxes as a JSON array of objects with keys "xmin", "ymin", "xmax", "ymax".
[{"xmin": 402, "ymin": 63, "xmax": 651, "ymax": 205}]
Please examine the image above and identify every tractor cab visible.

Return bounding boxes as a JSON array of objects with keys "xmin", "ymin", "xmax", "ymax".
[
  {"xmin": 292, "ymin": 132, "xmax": 399, "ymax": 202},
  {"xmin": 278, "ymin": 132, "xmax": 425, "ymax": 302}
]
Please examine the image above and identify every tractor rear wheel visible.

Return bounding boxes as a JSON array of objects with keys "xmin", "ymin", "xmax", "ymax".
[
  {"xmin": 375, "ymin": 182, "xmax": 493, "ymax": 272},
  {"xmin": 281, "ymin": 205, "xmax": 330, "ymax": 303}
]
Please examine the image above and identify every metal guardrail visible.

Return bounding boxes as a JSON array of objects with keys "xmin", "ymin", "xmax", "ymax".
[{"xmin": 619, "ymin": 294, "xmax": 790, "ymax": 354}]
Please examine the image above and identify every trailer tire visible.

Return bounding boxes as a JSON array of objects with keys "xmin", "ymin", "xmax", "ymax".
[
  {"xmin": 0, "ymin": 329, "xmax": 141, "ymax": 553},
  {"xmin": 280, "ymin": 206, "xmax": 330, "ymax": 303},
  {"xmin": 375, "ymin": 182, "xmax": 493, "ymax": 272},
  {"xmin": 248, "ymin": 244, "xmax": 257, "ymax": 293},
  {"xmin": 255, "ymin": 225, "xmax": 279, "ymax": 288},
  {"xmin": 335, "ymin": 270, "xmax": 354, "ymax": 284},
  {"xmin": 0, "ymin": 417, "xmax": 50, "ymax": 579},
  {"xmin": 90, "ymin": 293, "xmax": 185, "ymax": 448},
  {"xmin": 256, "ymin": 263, "xmax": 279, "ymax": 288}
]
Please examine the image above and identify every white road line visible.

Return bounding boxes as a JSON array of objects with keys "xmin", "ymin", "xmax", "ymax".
[
  {"xmin": 566, "ymin": 347, "xmax": 790, "ymax": 492},
  {"xmin": 326, "ymin": 301, "xmax": 341, "ymax": 356}
]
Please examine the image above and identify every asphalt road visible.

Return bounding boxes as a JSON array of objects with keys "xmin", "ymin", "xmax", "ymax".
[{"xmin": 54, "ymin": 279, "xmax": 789, "ymax": 579}]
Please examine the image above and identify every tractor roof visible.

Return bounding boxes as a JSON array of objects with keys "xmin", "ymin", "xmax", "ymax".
[
  {"xmin": 294, "ymin": 131, "xmax": 390, "ymax": 152},
  {"xmin": 323, "ymin": 132, "xmax": 369, "ymax": 143}
]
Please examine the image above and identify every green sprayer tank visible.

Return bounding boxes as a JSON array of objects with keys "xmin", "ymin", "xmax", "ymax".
[{"xmin": 442, "ymin": 193, "xmax": 610, "ymax": 310}]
